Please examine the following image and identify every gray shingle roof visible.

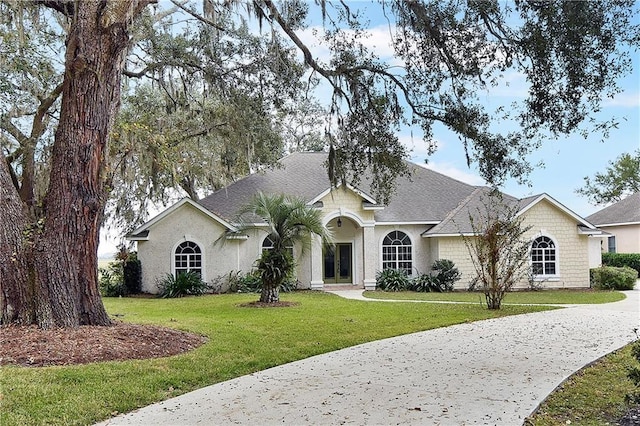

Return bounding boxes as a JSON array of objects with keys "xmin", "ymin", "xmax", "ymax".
[
  {"xmin": 422, "ymin": 187, "xmax": 521, "ymax": 235},
  {"xmin": 585, "ymin": 192, "xmax": 640, "ymax": 225},
  {"xmin": 197, "ymin": 152, "xmax": 478, "ymax": 223},
  {"xmin": 198, "ymin": 152, "xmax": 335, "ymax": 221}
]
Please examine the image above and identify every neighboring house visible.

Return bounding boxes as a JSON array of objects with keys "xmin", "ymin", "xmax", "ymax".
[
  {"xmin": 127, "ymin": 152, "xmax": 605, "ymax": 293},
  {"xmin": 586, "ymin": 192, "xmax": 640, "ymax": 254}
]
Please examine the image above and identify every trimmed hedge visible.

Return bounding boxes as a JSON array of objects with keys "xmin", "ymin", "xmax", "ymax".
[
  {"xmin": 602, "ymin": 252, "xmax": 640, "ymax": 275},
  {"xmin": 590, "ymin": 265, "xmax": 638, "ymax": 290}
]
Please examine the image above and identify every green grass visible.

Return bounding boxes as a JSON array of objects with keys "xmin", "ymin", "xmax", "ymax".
[
  {"xmin": 363, "ymin": 289, "xmax": 626, "ymax": 305},
  {"xmin": 525, "ymin": 343, "xmax": 638, "ymax": 425},
  {"xmin": 1, "ymin": 291, "xmax": 553, "ymax": 426}
]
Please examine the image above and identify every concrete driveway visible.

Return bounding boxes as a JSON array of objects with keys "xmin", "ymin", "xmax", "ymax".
[{"xmin": 99, "ymin": 289, "xmax": 639, "ymax": 426}]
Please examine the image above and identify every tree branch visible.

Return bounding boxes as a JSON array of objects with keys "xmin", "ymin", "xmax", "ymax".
[
  {"xmin": 261, "ymin": 0, "xmax": 351, "ymax": 106},
  {"xmin": 35, "ymin": 0, "xmax": 74, "ymax": 16},
  {"xmin": 170, "ymin": 0, "xmax": 227, "ymax": 32},
  {"xmin": 100, "ymin": 0, "xmax": 158, "ymax": 29},
  {"xmin": 31, "ymin": 83, "xmax": 63, "ymax": 140}
]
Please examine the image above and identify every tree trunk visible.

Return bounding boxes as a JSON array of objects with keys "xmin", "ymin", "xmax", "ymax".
[
  {"xmin": 1, "ymin": 0, "xmax": 153, "ymax": 328},
  {"xmin": 0, "ymin": 154, "xmax": 34, "ymax": 325},
  {"xmin": 259, "ymin": 284, "xmax": 280, "ymax": 303},
  {"xmin": 485, "ymin": 291, "xmax": 503, "ymax": 310}
]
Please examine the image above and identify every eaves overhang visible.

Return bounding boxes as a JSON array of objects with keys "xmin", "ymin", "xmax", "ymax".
[{"xmin": 593, "ymin": 221, "xmax": 640, "ymax": 228}]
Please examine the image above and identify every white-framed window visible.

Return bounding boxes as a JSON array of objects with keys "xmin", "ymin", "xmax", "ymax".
[
  {"xmin": 261, "ymin": 235, "xmax": 293, "ymax": 256},
  {"xmin": 262, "ymin": 235, "xmax": 275, "ymax": 253},
  {"xmin": 608, "ymin": 236, "xmax": 616, "ymax": 253},
  {"xmin": 174, "ymin": 241, "xmax": 202, "ymax": 277},
  {"xmin": 531, "ymin": 236, "xmax": 557, "ymax": 277},
  {"xmin": 382, "ymin": 230, "xmax": 413, "ymax": 275}
]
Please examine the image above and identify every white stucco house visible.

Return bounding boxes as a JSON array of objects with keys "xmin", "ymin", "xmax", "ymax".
[
  {"xmin": 127, "ymin": 152, "xmax": 606, "ymax": 293},
  {"xmin": 586, "ymin": 192, "xmax": 640, "ymax": 254}
]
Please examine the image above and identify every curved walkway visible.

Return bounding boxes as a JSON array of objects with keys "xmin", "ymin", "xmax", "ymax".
[{"xmin": 99, "ymin": 289, "xmax": 639, "ymax": 426}]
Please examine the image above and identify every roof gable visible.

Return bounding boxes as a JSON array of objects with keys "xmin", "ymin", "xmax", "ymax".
[
  {"xmin": 309, "ymin": 182, "xmax": 378, "ymax": 206},
  {"xmin": 127, "ymin": 198, "xmax": 237, "ymax": 240},
  {"xmin": 422, "ymin": 187, "xmax": 517, "ymax": 236},
  {"xmin": 423, "ymin": 190, "xmax": 595, "ymax": 237},
  {"xmin": 517, "ymin": 193, "xmax": 596, "ymax": 229}
]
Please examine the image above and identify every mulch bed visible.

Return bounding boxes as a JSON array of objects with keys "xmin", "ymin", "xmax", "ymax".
[{"xmin": 0, "ymin": 322, "xmax": 207, "ymax": 367}]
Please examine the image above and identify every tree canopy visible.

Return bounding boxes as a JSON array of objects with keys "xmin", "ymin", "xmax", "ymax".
[
  {"xmin": 2, "ymin": 1, "xmax": 638, "ymax": 230},
  {"xmin": 576, "ymin": 149, "xmax": 640, "ymax": 205},
  {"xmin": 0, "ymin": 0, "xmax": 638, "ymax": 328}
]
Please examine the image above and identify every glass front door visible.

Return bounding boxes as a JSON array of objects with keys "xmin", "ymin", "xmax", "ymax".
[{"xmin": 324, "ymin": 243, "xmax": 352, "ymax": 284}]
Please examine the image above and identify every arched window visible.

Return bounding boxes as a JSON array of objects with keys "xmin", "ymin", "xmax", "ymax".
[
  {"xmin": 262, "ymin": 236, "xmax": 275, "ymax": 253},
  {"xmin": 382, "ymin": 231, "xmax": 413, "ymax": 275},
  {"xmin": 174, "ymin": 241, "xmax": 202, "ymax": 277},
  {"xmin": 531, "ymin": 236, "xmax": 557, "ymax": 276},
  {"xmin": 262, "ymin": 235, "xmax": 293, "ymax": 256}
]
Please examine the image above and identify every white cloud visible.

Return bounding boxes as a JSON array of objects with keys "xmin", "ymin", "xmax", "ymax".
[
  {"xmin": 421, "ymin": 161, "xmax": 485, "ymax": 186},
  {"xmin": 296, "ymin": 24, "xmax": 397, "ymax": 65},
  {"xmin": 604, "ymin": 91, "xmax": 640, "ymax": 108},
  {"xmin": 399, "ymin": 133, "xmax": 438, "ymax": 159},
  {"xmin": 397, "ymin": 134, "xmax": 484, "ymax": 185}
]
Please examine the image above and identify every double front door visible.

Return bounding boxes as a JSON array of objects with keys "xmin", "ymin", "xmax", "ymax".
[{"xmin": 324, "ymin": 243, "xmax": 352, "ymax": 284}]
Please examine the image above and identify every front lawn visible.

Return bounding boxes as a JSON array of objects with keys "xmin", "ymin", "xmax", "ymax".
[
  {"xmin": 1, "ymin": 291, "xmax": 552, "ymax": 426},
  {"xmin": 363, "ymin": 289, "xmax": 626, "ymax": 305},
  {"xmin": 526, "ymin": 343, "xmax": 638, "ymax": 425}
]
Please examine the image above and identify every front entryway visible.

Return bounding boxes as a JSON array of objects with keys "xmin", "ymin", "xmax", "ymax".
[{"xmin": 324, "ymin": 243, "xmax": 352, "ymax": 284}]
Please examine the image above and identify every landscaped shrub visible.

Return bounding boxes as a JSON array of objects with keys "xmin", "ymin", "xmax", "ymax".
[
  {"xmin": 123, "ymin": 255, "xmax": 142, "ymax": 294},
  {"xmin": 409, "ymin": 273, "xmax": 434, "ymax": 292},
  {"xmin": 430, "ymin": 259, "xmax": 461, "ymax": 292},
  {"xmin": 99, "ymin": 262, "xmax": 126, "ymax": 297},
  {"xmin": 408, "ymin": 260, "xmax": 461, "ymax": 292},
  {"xmin": 99, "ymin": 247, "xmax": 142, "ymax": 296},
  {"xmin": 229, "ymin": 270, "xmax": 262, "ymax": 293},
  {"xmin": 376, "ymin": 268, "xmax": 410, "ymax": 291},
  {"xmin": 603, "ymin": 252, "xmax": 640, "ymax": 275},
  {"xmin": 223, "ymin": 270, "xmax": 298, "ymax": 294},
  {"xmin": 590, "ymin": 266, "xmax": 638, "ymax": 290},
  {"xmin": 157, "ymin": 271, "xmax": 210, "ymax": 298}
]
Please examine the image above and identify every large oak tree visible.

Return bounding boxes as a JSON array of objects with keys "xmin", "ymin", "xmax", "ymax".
[
  {"xmin": 1, "ymin": 0, "xmax": 638, "ymax": 327},
  {"xmin": 2, "ymin": 0, "xmax": 154, "ymax": 327}
]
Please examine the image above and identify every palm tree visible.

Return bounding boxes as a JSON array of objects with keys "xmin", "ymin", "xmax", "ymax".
[{"xmin": 237, "ymin": 192, "xmax": 332, "ymax": 303}]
